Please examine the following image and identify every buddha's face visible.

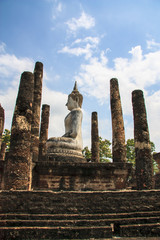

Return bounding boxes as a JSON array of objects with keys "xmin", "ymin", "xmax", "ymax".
[{"xmin": 66, "ymin": 96, "xmax": 79, "ymax": 111}]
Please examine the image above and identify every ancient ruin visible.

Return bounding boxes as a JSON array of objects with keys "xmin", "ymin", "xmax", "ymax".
[
  {"xmin": 132, "ymin": 90, "xmax": 154, "ymax": 189},
  {"xmin": 110, "ymin": 78, "xmax": 126, "ymax": 163},
  {"xmin": 0, "ymin": 62, "xmax": 159, "ymax": 239},
  {"xmin": 34, "ymin": 80, "xmax": 130, "ymax": 191},
  {"xmin": 31, "ymin": 62, "xmax": 43, "ymax": 163},
  {"xmin": 38, "ymin": 104, "xmax": 50, "ymax": 161},
  {"xmin": 0, "ymin": 104, "xmax": 4, "ymax": 150},
  {"xmin": 46, "ymin": 82, "xmax": 85, "ymax": 163},
  {"xmin": 4, "ymin": 71, "xmax": 34, "ymax": 190},
  {"xmin": 91, "ymin": 111, "xmax": 100, "ymax": 162}
]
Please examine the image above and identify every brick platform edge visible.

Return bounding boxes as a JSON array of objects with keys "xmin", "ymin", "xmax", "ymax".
[{"xmin": 0, "ymin": 190, "xmax": 160, "ymax": 239}]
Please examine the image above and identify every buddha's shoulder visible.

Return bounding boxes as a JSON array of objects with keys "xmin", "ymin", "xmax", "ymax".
[
  {"xmin": 65, "ymin": 108, "xmax": 82, "ymax": 120},
  {"xmin": 71, "ymin": 108, "xmax": 82, "ymax": 115}
]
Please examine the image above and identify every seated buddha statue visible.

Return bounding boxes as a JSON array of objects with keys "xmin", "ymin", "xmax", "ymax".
[{"xmin": 46, "ymin": 82, "xmax": 86, "ymax": 162}]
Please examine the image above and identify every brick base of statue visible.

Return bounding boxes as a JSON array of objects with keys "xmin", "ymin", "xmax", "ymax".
[{"xmin": 32, "ymin": 161, "xmax": 132, "ymax": 191}]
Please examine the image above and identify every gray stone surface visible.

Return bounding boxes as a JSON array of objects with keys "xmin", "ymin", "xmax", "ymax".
[{"xmin": 47, "ymin": 82, "xmax": 85, "ymax": 162}]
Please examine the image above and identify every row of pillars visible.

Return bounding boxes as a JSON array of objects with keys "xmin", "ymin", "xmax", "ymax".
[
  {"xmin": 0, "ymin": 69, "xmax": 153, "ymax": 190},
  {"xmin": 3, "ymin": 62, "xmax": 50, "ymax": 190},
  {"xmin": 91, "ymin": 78, "xmax": 153, "ymax": 189}
]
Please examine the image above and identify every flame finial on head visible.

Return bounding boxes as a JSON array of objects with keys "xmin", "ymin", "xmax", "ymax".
[
  {"xmin": 69, "ymin": 81, "xmax": 83, "ymax": 108},
  {"xmin": 73, "ymin": 81, "xmax": 78, "ymax": 91}
]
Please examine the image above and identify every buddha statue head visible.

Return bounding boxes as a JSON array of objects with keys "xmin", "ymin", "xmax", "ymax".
[{"xmin": 66, "ymin": 82, "xmax": 83, "ymax": 110}]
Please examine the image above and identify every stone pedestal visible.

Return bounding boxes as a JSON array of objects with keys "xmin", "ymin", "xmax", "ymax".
[
  {"xmin": 46, "ymin": 138, "xmax": 86, "ymax": 163},
  {"xmin": 34, "ymin": 161, "xmax": 132, "ymax": 191}
]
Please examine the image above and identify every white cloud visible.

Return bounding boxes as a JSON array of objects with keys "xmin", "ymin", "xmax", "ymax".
[
  {"xmin": 56, "ymin": 2, "xmax": 62, "ymax": 12},
  {"xmin": 0, "ymin": 87, "xmax": 18, "ymax": 130},
  {"xmin": 0, "ymin": 45, "xmax": 69, "ymax": 146},
  {"xmin": 147, "ymin": 39, "xmax": 160, "ymax": 51},
  {"xmin": 128, "ymin": 45, "xmax": 143, "ymax": 61},
  {"xmin": 0, "ymin": 42, "xmax": 6, "ymax": 53},
  {"xmin": 71, "ymin": 43, "xmax": 160, "ymax": 150},
  {"xmin": 66, "ymin": 11, "xmax": 95, "ymax": 32},
  {"xmin": 0, "ymin": 54, "xmax": 34, "ymax": 79},
  {"xmin": 146, "ymin": 91, "xmax": 160, "ymax": 148},
  {"xmin": 72, "ymin": 37, "xmax": 99, "ymax": 46},
  {"xmin": 0, "ymin": 49, "xmax": 52, "ymax": 133},
  {"xmin": 75, "ymin": 45, "xmax": 160, "ymax": 106},
  {"xmin": 59, "ymin": 45, "xmax": 93, "ymax": 59},
  {"xmin": 0, "ymin": 51, "xmax": 35, "ymax": 130},
  {"xmin": 42, "ymin": 86, "xmax": 68, "ymax": 138},
  {"xmin": 52, "ymin": 1, "xmax": 63, "ymax": 19},
  {"xmin": 75, "ymin": 55, "xmax": 114, "ymax": 103},
  {"xmin": 59, "ymin": 36, "xmax": 100, "ymax": 60}
]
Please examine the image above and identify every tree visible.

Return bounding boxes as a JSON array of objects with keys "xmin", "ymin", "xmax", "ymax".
[
  {"xmin": 83, "ymin": 137, "xmax": 158, "ymax": 173},
  {"xmin": 126, "ymin": 138, "xmax": 158, "ymax": 174},
  {"xmin": 126, "ymin": 139, "xmax": 135, "ymax": 166},
  {"xmin": 82, "ymin": 146, "xmax": 91, "ymax": 160},
  {"xmin": 2, "ymin": 129, "xmax": 11, "ymax": 151},
  {"xmin": 99, "ymin": 137, "xmax": 112, "ymax": 162},
  {"xmin": 82, "ymin": 137, "xmax": 112, "ymax": 162}
]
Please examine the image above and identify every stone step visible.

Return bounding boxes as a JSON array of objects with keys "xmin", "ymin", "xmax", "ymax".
[
  {"xmin": 0, "ymin": 225, "xmax": 113, "ymax": 239},
  {"xmin": 0, "ymin": 216, "xmax": 160, "ymax": 228},
  {"xmin": 120, "ymin": 223, "xmax": 160, "ymax": 237},
  {"xmin": 1, "ymin": 210, "xmax": 160, "ymax": 220},
  {"xmin": 1, "ymin": 190, "xmax": 160, "ymax": 215}
]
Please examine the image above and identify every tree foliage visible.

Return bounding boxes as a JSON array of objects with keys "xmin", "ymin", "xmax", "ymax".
[
  {"xmin": 2, "ymin": 129, "xmax": 11, "ymax": 151},
  {"xmin": 83, "ymin": 137, "xmax": 112, "ymax": 162},
  {"xmin": 83, "ymin": 137, "xmax": 158, "ymax": 173},
  {"xmin": 126, "ymin": 138, "xmax": 158, "ymax": 174},
  {"xmin": 99, "ymin": 137, "xmax": 112, "ymax": 162},
  {"xmin": 82, "ymin": 146, "xmax": 91, "ymax": 160},
  {"xmin": 126, "ymin": 139, "xmax": 135, "ymax": 166}
]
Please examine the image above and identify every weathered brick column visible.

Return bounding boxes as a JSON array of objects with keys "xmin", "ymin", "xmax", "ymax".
[
  {"xmin": 110, "ymin": 78, "xmax": 126, "ymax": 162},
  {"xmin": 0, "ymin": 104, "xmax": 4, "ymax": 150},
  {"xmin": 4, "ymin": 71, "xmax": 34, "ymax": 190},
  {"xmin": 0, "ymin": 142, "xmax": 6, "ymax": 161},
  {"xmin": 31, "ymin": 62, "xmax": 43, "ymax": 163},
  {"xmin": 91, "ymin": 112, "xmax": 100, "ymax": 162},
  {"xmin": 39, "ymin": 104, "xmax": 50, "ymax": 161},
  {"xmin": 132, "ymin": 90, "xmax": 153, "ymax": 189},
  {"xmin": 0, "ymin": 142, "xmax": 6, "ymax": 189}
]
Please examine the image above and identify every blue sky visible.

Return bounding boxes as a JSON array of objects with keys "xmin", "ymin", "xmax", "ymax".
[{"xmin": 1, "ymin": 0, "xmax": 160, "ymax": 151}]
